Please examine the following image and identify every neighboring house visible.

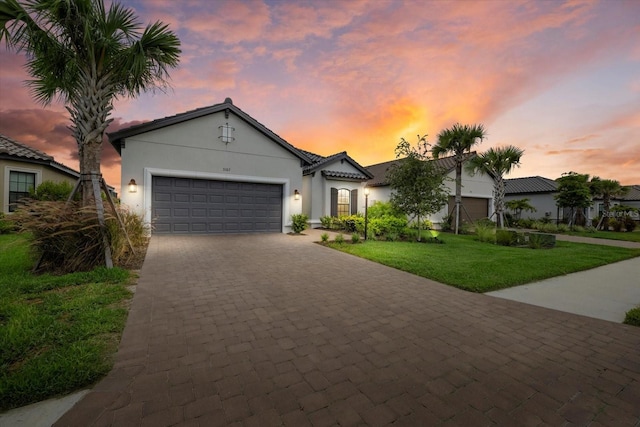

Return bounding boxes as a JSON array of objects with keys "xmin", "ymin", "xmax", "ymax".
[
  {"xmin": 504, "ymin": 176, "xmax": 560, "ymax": 222},
  {"xmin": 0, "ymin": 134, "xmax": 79, "ymax": 214},
  {"xmin": 505, "ymin": 176, "xmax": 640, "ymax": 224},
  {"xmin": 592, "ymin": 185, "xmax": 640, "ymax": 220},
  {"xmin": 109, "ymin": 98, "xmax": 373, "ymax": 234},
  {"xmin": 365, "ymin": 153, "xmax": 495, "ymax": 227}
]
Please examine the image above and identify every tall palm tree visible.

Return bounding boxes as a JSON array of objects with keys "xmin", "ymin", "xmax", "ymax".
[
  {"xmin": 0, "ymin": 0, "xmax": 181, "ymax": 204},
  {"xmin": 590, "ymin": 178, "xmax": 629, "ymax": 230},
  {"xmin": 466, "ymin": 145, "xmax": 524, "ymax": 228},
  {"xmin": 433, "ymin": 123, "xmax": 486, "ymax": 233}
]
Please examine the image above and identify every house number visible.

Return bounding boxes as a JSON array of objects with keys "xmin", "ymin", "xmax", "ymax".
[{"xmin": 223, "ymin": 168, "xmax": 231, "ymax": 172}]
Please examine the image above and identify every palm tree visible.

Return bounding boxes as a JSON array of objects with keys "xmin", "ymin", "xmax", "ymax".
[
  {"xmin": 466, "ymin": 145, "xmax": 524, "ymax": 228},
  {"xmin": 0, "ymin": 0, "xmax": 181, "ymax": 205},
  {"xmin": 433, "ymin": 123, "xmax": 486, "ymax": 233},
  {"xmin": 590, "ymin": 178, "xmax": 629, "ymax": 230},
  {"xmin": 504, "ymin": 198, "xmax": 536, "ymax": 221}
]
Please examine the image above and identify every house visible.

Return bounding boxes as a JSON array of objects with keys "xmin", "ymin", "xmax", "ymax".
[
  {"xmin": 505, "ymin": 176, "xmax": 640, "ymax": 224},
  {"xmin": 1, "ymin": 134, "xmax": 79, "ymax": 214},
  {"xmin": 504, "ymin": 176, "xmax": 560, "ymax": 222},
  {"xmin": 365, "ymin": 153, "xmax": 495, "ymax": 228},
  {"xmin": 592, "ymin": 185, "xmax": 640, "ymax": 220},
  {"xmin": 109, "ymin": 98, "xmax": 495, "ymax": 234},
  {"xmin": 109, "ymin": 98, "xmax": 374, "ymax": 234}
]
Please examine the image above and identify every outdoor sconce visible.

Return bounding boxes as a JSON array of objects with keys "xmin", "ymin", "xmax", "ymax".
[
  {"xmin": 294, "ymin": 189, "xmax": 300, "ymax": 200},
  {"xmin": 128, "ymin": 179, "xmax": 137, "ymax": 193}
]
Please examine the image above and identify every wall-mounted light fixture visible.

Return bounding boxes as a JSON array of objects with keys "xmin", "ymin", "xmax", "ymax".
[
  {"xmin": 128, "ymin": 179, "xmax": 137, "ymax": 193},
  {"xmin": 294, "ymin": 189, "xmax": 300, "ymax": 200}
]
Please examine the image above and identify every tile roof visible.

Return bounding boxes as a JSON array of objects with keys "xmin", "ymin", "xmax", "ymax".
[
  {"xmin": 0, "ymin": 134, "xmax": 53, "ymax": 161},
  {"xmin": 619, "ymin": 185, "xmax": 640, "ymax": 202},
  {"xmin": 504, "ymin": 176, "xmax": 558, "ymax": 194},
  {"xmin": 365, "ymin": 153, "xmax": 473, "ymax": 186},
  {"xmin": 0, "ymin": 134, "xmax": 79, "ymax": 178},
  {"xmin": 302, "ymin": 150, "xmax": 373, "ymax": 179},
  {"xmin": 321, "ymin": 170, "xmax": 371, "ymax": 181}
]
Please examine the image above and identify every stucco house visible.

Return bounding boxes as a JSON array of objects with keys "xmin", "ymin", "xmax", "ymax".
[
  {"xmin": 365, "ymin": 154, "xmax": 495, "ymax": 228},
  {"xmin": 504, "ymin": 176, "xmax": 560, "ymax": 222},
  {"xmin": 109, "ymin": 98, "xmax": 494, "ymax": 234},
  {"xmin": 505, "ymin": 176, "xmax": 640, "ymax": 224},
  {"xmin": 1, "ymin": 134, "xmax": 79, "ymax": 214},
  {"xmin": 109, "ymin": 98, "xmax": 375, "ymax": 234}
]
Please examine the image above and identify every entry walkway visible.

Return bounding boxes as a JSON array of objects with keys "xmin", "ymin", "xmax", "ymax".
[{"xmin": 52, "ymin": 231, "xmax": 639, "ymax": 426}]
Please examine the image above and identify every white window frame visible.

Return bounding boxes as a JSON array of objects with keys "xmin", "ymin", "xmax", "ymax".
[{"xmin": 3, "ymin": 166, "xmax": 42, "ymax": 214}]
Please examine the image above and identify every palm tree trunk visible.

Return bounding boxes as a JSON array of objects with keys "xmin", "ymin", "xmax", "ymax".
[
  {"xmin": 494, "ymin": 176, "xmax": 506, "ymax": 228},
  {"xmin": 68, "ymin": 68, "xmax": 114, "ymax": 205},
  {"xmin": 455, "ymin": 157, "xmax": 462, "ymax": 234}
]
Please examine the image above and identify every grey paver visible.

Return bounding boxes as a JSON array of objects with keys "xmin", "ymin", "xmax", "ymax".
[{"xmin": 52, "ymin": 230, "xmax": 640, "ymax": 426}]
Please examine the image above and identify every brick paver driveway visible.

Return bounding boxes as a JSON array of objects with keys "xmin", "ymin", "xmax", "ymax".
[{"xmin": 56, "ymin": 232, "xmax": 640, "ymax": 426}]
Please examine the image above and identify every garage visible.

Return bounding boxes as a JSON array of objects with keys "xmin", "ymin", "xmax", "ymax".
[
  {"xmin": 152, "ymin": 176, "xmax": 283, "ymax": 234},
  {"xmin": 448, "ymin": 196, "xmax": 490, "ymax": 225}
]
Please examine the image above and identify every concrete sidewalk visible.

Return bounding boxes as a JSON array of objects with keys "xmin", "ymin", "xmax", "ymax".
[{"xmin": 487, "ymin": 256, "xmax": 640, "ymax": 322}]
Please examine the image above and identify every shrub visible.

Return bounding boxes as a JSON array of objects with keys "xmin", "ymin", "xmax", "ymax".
[
  {"xmin": 334, "ymin": 233, "xmax": 345, "ymax": 244},
  {"xmin": 538, "ymin": 223, "xmax": 558, "ymax": 233},
  {"xmin": 584, "ymin": 226, "xmax": 597, "ymax": 233},
  {"xmin": 30, "ymin": 180, "xmax": 74, "ymax": 201},
  {"xmin": 368, "ymin": 216, "xmax": 407, "ymax": 238},
  {"xmin": 527, "ymin": 233, "xmax": 556, "ymax": 249},
  {"xmin": 440, "ymin": 215, "xmax": 452, "ymax": 232},
  {"xmin": 291, "ymin": 213, "xmax": 308, "ymax": 234},
  {"xmin": 624, "ymin": 216, "xmax": 636, "ymax": 232},
  {"xmin": 623, "ymin": 306, "xmax": 640, "ymax": 327},
  {"xmin": 496, "ymin": 229, "xmax": 516, "ymax": 246},
  {"xmin": 610, "ymin": 219, "xmax": 623, "ymax": 232},
  {"xmin": 556, "ymin": 223, "xmax": 570, "ymax": 233},
  {"xmin": 351, "ymin": 233, "xmax": 360, "ymax": 244},
  {"xmin": 409, "ymin": 218, "xmax": 433, "ymax": 230},
  {"xmin": 367, "ymin": 201, "xmax": 403, "ymax": 219},
  {"xmin": 475, "ymin": 222, "xmax": 496, "ymax": 243},
  {"xmin": 107, "ymin": 207, "xmax": 149, "ymax": 268},
  {"xmin": 320, "ymin": 216, "xmax": 332, "ymax": 229},
  {"xmin": 320, "ymin": 232, "xmax": 329, "ymax": 243},
  {"xmin": 0, "ymin": 212, "xmax": 15, "ymax": 234},
  {"xmin": 341, "ymin": 214, "xmax": 364, "ymax": 233},
  {"xmin": 13, "ymin": 200, "xmax": 146, "ymax": 273},
  {"xmin": 571, "ymin": 225, "xmax": 585, "ymax": 232}
]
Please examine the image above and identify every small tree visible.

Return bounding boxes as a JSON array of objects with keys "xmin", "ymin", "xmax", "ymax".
[
  {"xmin": 555, "ymin": 172, "xmax": 592, "ymax": 228},
  {"xmin": 387, "ymin": 135, "xmax": 449, "ymax": 241},
  {"xmin": 505, "ymin": 198, "xmax": 536, "ymax": 221}
]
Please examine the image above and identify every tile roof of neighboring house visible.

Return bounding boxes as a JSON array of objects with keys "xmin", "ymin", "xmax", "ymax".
[
  {"xmin": 504, "ymin": 176, "xmax": 558, "ymax": 194},
  {"xmin": 365, "ymin": 152, "xmax": 475, "ymax": 187},
  {"xmin": 619, "ymin": 185, "xmax": 640, "ymax": 202},
  {"xmin": 108, "ymin": 98, "xmax": 313, "ymax": 165},
  {"xmin": 302, "ymin": 150, "xmax": 373, "ymax": 180},
  {"xmin": 0, "ymin": 133, "xmax": 79, "ymax": 178}
]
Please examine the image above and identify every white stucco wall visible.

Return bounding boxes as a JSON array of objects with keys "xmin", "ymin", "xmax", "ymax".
[{"xmin": 119, "ymin": 110, "xmax": 304, "ymax": 232}]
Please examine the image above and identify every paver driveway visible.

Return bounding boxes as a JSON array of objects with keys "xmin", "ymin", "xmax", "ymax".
[{"xmin": 56, "ymin": 232, "xmax": 640, "ymax": 426}]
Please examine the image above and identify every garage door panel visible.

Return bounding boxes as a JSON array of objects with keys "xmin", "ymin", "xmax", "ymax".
[{"xmin": 152, "ymin": 176, "xmax": 283, "ymax": 234}]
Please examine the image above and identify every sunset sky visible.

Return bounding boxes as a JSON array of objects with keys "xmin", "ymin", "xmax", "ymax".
[{"xmin": 1, "ymin": 0, "xmax": 638, "ymax": 189}]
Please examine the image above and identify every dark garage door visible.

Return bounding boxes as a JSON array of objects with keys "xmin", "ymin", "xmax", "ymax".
[
  {"xmin": 152, "ymin": 176, "xmax": 283, "ymax": 234},
  {"xmin": 448, "ymin": 196, "xmax": 489, "ymax": 226}
]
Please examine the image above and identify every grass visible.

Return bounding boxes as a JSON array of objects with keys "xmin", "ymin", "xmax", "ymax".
[
  {"xmin": 327, "ymin": 233, "xmax": 640, "ymax": 293},
  {"xmin": 0, "ymin": 233, "xmax": 133, "ymax": 411},
  {"xmin": 566, "ymin": 229, "xmax": 640, "ymax": 243}
]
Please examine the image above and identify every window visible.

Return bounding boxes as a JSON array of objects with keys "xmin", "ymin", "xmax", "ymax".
[
  {"xmin": 219, "ymin": 123, "xmax": 235, "ymax": 144},
  {"xmin": 9, "ymin": 171, "xmax": 35, "ymax": 212},
  {"xmin": 337, "ymin": 189, "xmax": 350, "ymax": 217}
]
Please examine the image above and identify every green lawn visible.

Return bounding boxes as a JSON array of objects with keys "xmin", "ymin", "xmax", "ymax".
[
  {"xmin": 327, "ymin": 233, "xmax": 640, "ymax": 293},
  {"xmin": 0, "ymin": 233, "xmax": 133, "ymax": 411},
  {"xmin": 566, "ymin": 229, "xmax": 640, "ymax": 243}
]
